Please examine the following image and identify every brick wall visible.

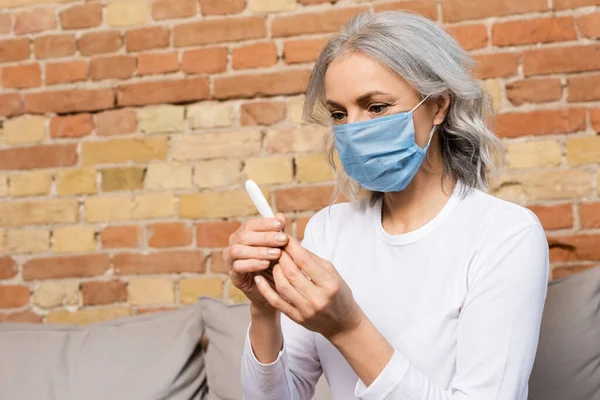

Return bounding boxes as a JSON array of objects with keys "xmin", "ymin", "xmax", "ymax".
[{"xmin": 0, "ymin": 0, "xmax": 599, "ymax": 324}]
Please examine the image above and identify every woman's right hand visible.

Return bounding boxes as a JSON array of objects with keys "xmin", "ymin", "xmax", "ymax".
[{"xmin": 223, "ymin": 214, "xmax": 288, "ymax": 314}]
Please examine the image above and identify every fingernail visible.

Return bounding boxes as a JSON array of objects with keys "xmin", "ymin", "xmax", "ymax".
[
  {"xmin": 254, "ymin": 275, "xmax": 262, "ymax": 285},
  {"xmin": 261, "ymin": 260, "xmax": 270, "ymax": 266},
  {"xmin": 268, "ymin": 248, "xmax": 281, "ymax": 255},
  {"xmin": 273, "ymin": 220, "xmax": 282, "ymax": 228},
  {"xmin": 275, "ymin": 233, "xmax": 287, "ymax": 242}
]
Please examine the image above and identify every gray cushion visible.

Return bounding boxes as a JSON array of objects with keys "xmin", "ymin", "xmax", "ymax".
[
  {"xmin": 199, "ymin": 297, "xmax": 330, "ymax": 400},
  {"xmin": 529, "ymin": 265, "xmax": 600, "ymax": 400},
  {"xmin": 0, "ymin": 304, "xmax": 207, "ymax": 400}
]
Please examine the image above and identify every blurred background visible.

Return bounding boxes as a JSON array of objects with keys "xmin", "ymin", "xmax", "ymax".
[{"xmin": 0, "ymin": 0, "xmax": 598, "ymax": 324}]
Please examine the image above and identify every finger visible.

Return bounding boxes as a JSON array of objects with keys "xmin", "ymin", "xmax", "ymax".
[
  {"xmin": 241, "ymin": 218, "xmax": 284, "ymax": 233},
  {"xmin": 254, "ymin": 274, "xmax": 301, "ymax": 320},
  {"xmin": 258, "ymin": 268, "xmax": 275, "ymax": 286},
  {"xmin": 278, "ymin": 251, "xmax": 318, "ymax": 298},
  {"xmin": 236, "ymin": 230, "xmax": 289, "ymax": 247},
  {"xmin": 275, "ymin": 213, "xmax": 287, "ymax": 232},
  {"xmin": 229, "ymin": 244, "xmax": 282, "ymax": 261},
  {"xmin": 228, "ymin": 269, "xmax": 246, "ymax": 288},
  {"xmin": 284, "ymin": 236, "xmax": 331, "ymax": 286},
  {"xmin": 232, "ymin": 259, "xmax": 271, "ymax": 273},
  {"xmin": 272, "ymin": 264, "xmax": 312, "ymax": 314}
]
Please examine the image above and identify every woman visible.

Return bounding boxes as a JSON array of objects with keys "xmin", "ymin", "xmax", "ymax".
[{"xmin": 223, "ymin": 11, "xmax": 549, "ymax": 400}]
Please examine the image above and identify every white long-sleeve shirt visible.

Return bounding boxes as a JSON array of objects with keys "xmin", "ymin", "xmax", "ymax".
[{"xmin": 242, "ymin": 185, "xmax": 549, "ymax": 400}]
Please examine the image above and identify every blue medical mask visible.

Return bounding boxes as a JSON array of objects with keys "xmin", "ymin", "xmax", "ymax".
[{"xmin": 333, "ymin": 96, "xmax": 435, "ymax": 192}]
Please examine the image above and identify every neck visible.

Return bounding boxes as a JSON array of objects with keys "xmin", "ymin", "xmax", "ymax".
[{"xmin": 381, "ymin": 150, "xmax": 456, "ymax": 235}]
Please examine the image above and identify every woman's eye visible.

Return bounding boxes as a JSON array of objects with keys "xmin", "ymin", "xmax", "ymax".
[
  {"xmin": 330, "ymin": 112, "xmax": 346, "ymax": 121},
  {"xmin": 369, "ymin": 104, "xmax": 388, "ymax": 114}
]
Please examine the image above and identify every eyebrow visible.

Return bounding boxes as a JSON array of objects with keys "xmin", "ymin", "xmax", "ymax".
[{"xmin": 325, "ymin": 91, "xmax": 394, "ymax": 109}]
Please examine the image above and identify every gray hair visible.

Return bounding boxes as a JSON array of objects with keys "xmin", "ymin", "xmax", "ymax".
[{"xmin": 303, "ymin": 11, "xmax": 503, "ymax": 204}]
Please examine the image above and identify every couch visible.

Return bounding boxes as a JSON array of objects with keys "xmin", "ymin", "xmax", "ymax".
[{"xmin": 1, "ymin": 265, "xmax": 598, "ymax": 400}]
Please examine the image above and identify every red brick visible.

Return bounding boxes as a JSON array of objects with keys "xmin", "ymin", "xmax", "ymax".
[
  {"xmin": 580, "ymin": 203, "xmax": 600, "ymax": 229},
  {"xmin": 50, "ymin": 114, "xmax": 94, "ymax": 139},
  {"xmin": 591, "ymin": 108, "xmax": 600, "ymax": 132},
  {"xmin": 0, "ymin": 311, "xmax": 42, "ymax": 323},
  {"xmin": 113, "ymin": 251, "xmax": 206, "ymax": 275},
  {"xmin": 233, "ymin": 42, "xmax": 278, "ymax": 70},
  {"xmin": 1, "ymin": 63, "xmax": 41, "ymax": 89},
  {"xmin": 60, "ymin": 3, "xmax": 102, "ymax": 30},
  {"xmin": 214, "ymin": 70, "xmax": 310, "ymax": 99},
  {"xmin": 524, "ymin": 44, "xmax": 600, "ymax": 76},
  {"xmin": 576, "ymin": 12, "xmax": 600, "ymax": 38},
  {"xmin": 175, "ymin": 17, "xmax": 265, "ymax": 46},
  {"xmin": 82, "ymin": 280, "xmax": 127, "ymax": 306},
  {"xmin": 473, "ymin": 53, "xmax": 519, "ymax": 79},
  {"xmin": 200, "ymin": 0, "xmax": 246, "ymax": 15},
  {"xmin": 284, "ymin": 38, "xmax": 328, "ymax": 64},
  {"xmin": 528, "ymin": 204, "xmax": 573, "ymax": 230},
  {"xmin": 182, "ymin": 47, "xmax": 227, "ymax": 74},
  {"xmin": 272, "ymin": 7, "xmax": 368, "ymax": 37},
  {"xmin": 0, "ymin": 93, "xmax": 22, "ymax": 117},
  {"xmin": 14, "ymin": 7, "xmax": 56, "ymax": 35},
  {"xmin": 138, "ymin": 52, "xmax": 179, "ymax": 75},
  {"xmin": 373, "ymin": 0, "xmax": 437, "ymax": 20},
  {"xmin": 196, "ymin": 221, "xmax": 241, "ymax": 248},
  {"xmin": 101, "ymin": 225, "xmax": 142, "ymax": 248},
  {"xmin": 46, "ymin": 61, "xmax": 88, "ymax": 85},
  {"xmin": 548, "ymin": 234, "xmax": 600, "ymax": 262},
  {"xmin": 549, "ymin": 248, "xmax": 569, "ymax": 264},
  {"xmin": 241, "ymin": 101, "xmax": 286, "ymax": 126},
  {"xmin": 0, "ymin": 286, "xmax": 29, "ymax": 309},
  {"xmin": 125, "ymin": 26, "xmax": 169, "ymax": 52},
  {"xmin": 210, "ymin": 251, "xmax": 226, "ymax": 273},
  {"xmin": 117, "ymin": 78, "xmax": 210, "ymax": 107},
  {"xmin": 506, "ymin": 78, "xmax": 562, "ymax": 106},
  {"xmin": 148, "ymin": 223, "xmax": 193, "ymax": 248},
  {"xmin": 492, "ymin": 17, "xmax": 577, "ymax": 47},
  {"xmin": 0, "ymin": 257, "xmax": 17, "ymax": 280},
  {"xmin": 0, "ymin": 38, "xmax": 30, "ymax": 63},
  {"xmin": 153, "ymin": 0, "xmax": 197, "ymax": 20},
  {"xmin": 553, "ymin": 0, "xmax": 600, "ymax": 10},
  {"xmin": 568, "ymin": 74, "xmax": 600, "ymax": 102},
  {"xmin": 552, "ymin": 264, "xmax": 597, "ymax": 281},
  {"xmin": 442, "ymin": 0, "xmax": 548, "ymax": 22},
  {"xmin": 0, "ymin": 14, "xmax": 10, "ymax": 34},
  {"xmin": 96, "ymin": 109, "xmax": 137, "ymax": 136},
  {"xmin": 23, "ymin": 254, "xmax": 110, "ymax": 281},
  {"xmin": 34, "ymin": 34, "xmax": 76, "ymax": 59},
  {"xmin": 0, "ymin": 144, "xmax": 77, "ymax": 171},
  {"xmin": 90, "ymin": 55, "xmax": 136, "ymax": 80},
  {"xmin": 496, "ymin": 108, "xmax": 585, "ymax": 138},
  {"xmin": 275, "ymin": 186, "xmax": 334, "ymax": 212},
  {"xmin": 79, "ymin": 31, "xmax": 122, "ymax": 56},
  {"xmin": 24, "ymin": 89, "xmax": 115, "ymax": 114},
  {"xmin": 446, "ymin": 24, "xmax": 488, "ymax": 51},
  {"xmin": 296, "ymin": 217, "xmax": 310, "ymax": 240}
]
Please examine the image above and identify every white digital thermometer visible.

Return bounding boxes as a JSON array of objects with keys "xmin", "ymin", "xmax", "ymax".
[{"xmin": 245, "ymin": 179, "xmax": 275, "ymax": 218}]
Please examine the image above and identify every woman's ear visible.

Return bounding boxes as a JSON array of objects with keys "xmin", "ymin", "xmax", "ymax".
[{"xmin": 432, "ymin": 92, "xmax": 451, "ymax": 126}]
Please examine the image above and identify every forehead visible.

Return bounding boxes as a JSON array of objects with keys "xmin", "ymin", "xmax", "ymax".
[{"xmin": 324, "ymin": 52, "xmax": 414, "ymax": 102}]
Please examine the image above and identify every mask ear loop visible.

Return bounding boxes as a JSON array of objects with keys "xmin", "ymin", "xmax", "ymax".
[
  {"xmin": 410, "ymin": 94, "xmax": 430, "ymax": 113},
  {"xmin": 411, "ymin": 94, "xmax": 436, "ymax": 149},
  {"xmin": 425, "ymin": 125, "xmax": 437, "ymax": 147}
]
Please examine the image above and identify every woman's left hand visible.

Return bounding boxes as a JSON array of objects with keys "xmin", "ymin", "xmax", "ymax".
[{"xmin": 250, "ymin": 234, "xmax": 365, "ymax": 340}]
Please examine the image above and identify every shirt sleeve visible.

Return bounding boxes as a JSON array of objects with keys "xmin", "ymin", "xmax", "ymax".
[
  {"xmin": 241, "ymin": 217, "xmax": 324, "ymax": 400},
  {"xmin": 354, "ymin": 223, "xmax": 549, "ymax": 400}
]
